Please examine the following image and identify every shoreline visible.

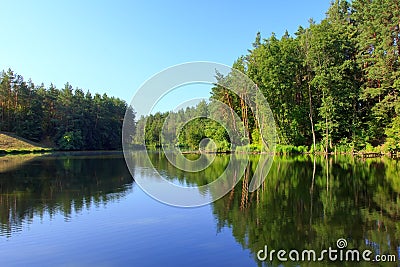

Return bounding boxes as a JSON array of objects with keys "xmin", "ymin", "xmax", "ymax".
[
  {"xmin": 1, "ymin": 148, "xmax": 398, "ymax": 159},
  {"xmin": 0, "ymin": 149, "xmax": 123, "ymax": 156},
  {"xmin": 146, "ymin": 148, "xmax": 400, "ymax": 159},
  {"xmin": 0, "ymin": 148, "xmax": 53, "ymax": 155}
]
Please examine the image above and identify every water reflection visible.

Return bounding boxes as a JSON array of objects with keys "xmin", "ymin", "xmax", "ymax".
[
  {"xmin": 0, "ymin": 153, "xmax": 133, "ymax": 237},
  {"xmin": 145, "ymin": 153, "xmax": 400, "ymax": 266},
  {"xmin": 222, "ymin": 156, "xmax": 400, "ymax": 266},
  {"xmin": 1, "ymin": 152, "xmax": 399, "ymax": 266}
]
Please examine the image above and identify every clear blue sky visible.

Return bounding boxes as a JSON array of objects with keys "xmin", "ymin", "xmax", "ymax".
[{"xmin": 0, "ymin": 0, "xmax": 331, "ymax": 113}]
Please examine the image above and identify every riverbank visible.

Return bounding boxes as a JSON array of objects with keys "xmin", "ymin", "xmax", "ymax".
[
  {"xmin": 2, "ymin": 131, "xmax": 398, "ymax": 159},
  {"xmin": 165, "ymin": 144, "xmax": 400, "ymax": 159},
  {"xmin": 0, "ymin": 132, "xmax": 52, "ymax": 154}
]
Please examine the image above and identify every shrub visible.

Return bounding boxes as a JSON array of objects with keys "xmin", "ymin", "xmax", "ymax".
[
  {"xmin": 275, "ymin": 144, "xmax": 309, "ymax": 154},
  {"xmin": 58, "ymin": 130, "xmax": 83, "ymax": 151}
]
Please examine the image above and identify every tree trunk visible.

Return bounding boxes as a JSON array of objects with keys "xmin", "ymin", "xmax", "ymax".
[
  {"xmin": 240, "ymin": 93, "xmax": 249, "ymax": 132},
  {"xmin": 225, "ymin": 91, "xmax": 237, "ymax": 132},
  {"xmin": 308, "ymin": 83, "xmax": 316, "ymax": 152},
  {"xmin": 324, "ymin": 92, "xmax": 329, "ymax": 155}
]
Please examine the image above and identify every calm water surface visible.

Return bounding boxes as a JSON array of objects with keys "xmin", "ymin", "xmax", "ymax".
[{"xmin": 0, "ymin": 152, "xmax": 399, "ymax": 266}]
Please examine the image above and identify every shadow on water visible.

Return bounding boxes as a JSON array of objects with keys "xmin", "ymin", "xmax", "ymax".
[
  {"xmin": 0, "ymin": 152, "xmax": 133, "ymax": 237},
  {"xmin": 0, "ymin": 154, "xmax": 45, "ymax": 173}
]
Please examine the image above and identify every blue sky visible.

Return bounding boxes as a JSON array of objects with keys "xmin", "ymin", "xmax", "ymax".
[{"xmin": 0, "ymin": 0, "xmax": 331, "ymax": 113}]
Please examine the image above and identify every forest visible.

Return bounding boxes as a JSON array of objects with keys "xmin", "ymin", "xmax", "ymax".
[
  {"xmin": 136, "ymin": 0, "xmax": 400, "ymax": 154},
  {"xmin": 0, "ymin": 69, "xmax": 135, "ymax": 150},
  {"xmin": 1, "ymin": 0, "xmax": 399, "ymax": 153}
]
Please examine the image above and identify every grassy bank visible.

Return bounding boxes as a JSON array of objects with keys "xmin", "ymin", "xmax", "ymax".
[
  {"xmin": 137, "ymin": 143, "xmax": 399, "ymax": 157},
  {"xmin": 262, "ymin": 144, "xmax": 398, "ymax": 158},
  {"xmin": 0, "ymin": 132, "xmax": 52, "ymax": 154}
]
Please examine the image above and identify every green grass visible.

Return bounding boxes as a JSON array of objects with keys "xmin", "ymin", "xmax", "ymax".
[
  {"xmin": 0, "ymin": 132, "xmax": 52, "ymax": 154},
  {"xmin": 275, "ymin": 144, "xmax": 309, "ymax": 154}
]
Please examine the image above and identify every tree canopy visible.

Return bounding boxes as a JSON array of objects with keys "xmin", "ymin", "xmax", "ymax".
[
  {"xmin": 0, "ymin": 69, "xmax": 134, "ymax": 150},
  {"xmin": 2, "ymin": 0, "xmax": 399, "ymax": 153},
  {"xmin": 136, "ymin": 0, "xmax": 400, "ymax": 153}
]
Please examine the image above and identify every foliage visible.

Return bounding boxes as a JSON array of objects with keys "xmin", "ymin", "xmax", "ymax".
[
  {"xmin": 208, "ymin": 0, "xmax": 398, "ymax": 153},
  {"xmin": 58, "ymin": 130, "xmax": 84, "ymax": 151},
  {"xmin": 134, "ymin": 101, "xmax": 232, "ymax": 151},
  {"xmin": 0, "ymin": 70, "xmax": 134, "ymax": 150},
  {"xmin": 385, "ymin": 114, "xmax": 400, "ymax": 152},
  {"xmin": 275, "ymin": 144, "xmax": 309, "ymax": 154},
  {"xmin": 3, "ymin": 0, "xmax": 399, "ymax": 154}
]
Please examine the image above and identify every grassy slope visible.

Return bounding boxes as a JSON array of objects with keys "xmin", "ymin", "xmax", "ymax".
[{"xmin": 0, "ymin": 132, "xmax": 52, "ymax": 152}]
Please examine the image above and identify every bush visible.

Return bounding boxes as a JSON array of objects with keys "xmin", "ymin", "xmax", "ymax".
[
  {"xmin": 234, "ymin": 144, "xmax": 263, "ymax": 153},
  {"xmin": 216, "ymin": 140, "xmax": 231, "ymax": 152},
  {"xmin": 334, "ymin": 139, "xmax": 354, "ymax": 154},
  {"xmin": 385, "ymin": 116, "xmax": 400, "ymax": 153},
  {"xmin": 275, "ymin": 144, "xmax": 309, "ymax": 154},
  {"xmin": 58, "ymin": 130, "xmax": 83, "ymax": 151}
]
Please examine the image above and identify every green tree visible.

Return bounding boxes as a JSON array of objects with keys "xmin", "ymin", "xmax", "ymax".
[
  {"xmin": 352, "ymin": 0, "xmax": 400, "ymax": 145},
  {"xmin": 58, "ymin": 130, "xmax": 84, "ymax": 150},
  {"xmin": 0, "ymin": 69, "xmax": 132, "ymax": 151}
]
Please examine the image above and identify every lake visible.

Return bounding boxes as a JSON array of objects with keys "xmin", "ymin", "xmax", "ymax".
[{"xmin": 0, "ymin": 152, "xmax": 399, "ymax": 266}]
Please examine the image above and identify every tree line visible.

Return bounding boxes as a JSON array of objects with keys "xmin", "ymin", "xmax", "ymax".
[
  {"xmin": 134, "ymin": 100, "xmax": 232, "ymax": 151},
  {"xmin": 0, "ymin": 69, "xmax": 135, "ymax": 150},
  {"xmin": 137, "ymin": 0, "xmax": 400, "ymax": 153},
  {"xmin": 2, "ymin": 0, "xmax": 399, "ymax": 153}
]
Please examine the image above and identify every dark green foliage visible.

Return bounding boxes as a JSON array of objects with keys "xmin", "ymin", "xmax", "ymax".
[
  {"xmin": 0, "ymin": 70, "xmax": 134, "ymax": 150},
  {"xmin": 58, "ymin": 130, "xmax": 84, "ymax": 150},
  {"xmin": 134, "ymin": 100, "xmax": 231, "ymax": 151},
  {"xmin": 275, "ymin": 144, "xmax": 309, "ymax": 154},
  {"xmin": 385, "ymin": 116, "xmax": 400, "ymax": 152},
  {"xmin": 137, "ymin": 0, "xmax": 399, "ymax": 154},
  {"xmin": 2, "ymin": 0, "xmax": 399, "ymax": 153},
  {"xmin": 352, "ymin": 0, "xmax": 400, "ymax": 145},
  {"xmin": 209, "ymin": 0, "xmax": 399, "ymax": 153}
]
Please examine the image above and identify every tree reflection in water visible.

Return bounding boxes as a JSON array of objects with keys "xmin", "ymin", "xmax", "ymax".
[
  {"xmin": 146, "ymin": 153, "xmax": 400, "ymax": 266},
  {"xmin": 1, "ymin": 152, "xmax": 399, "ymax": 266},
  {"xmin": 0, "ymin": 153, "xmax": 133, "ymax": 237}
]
